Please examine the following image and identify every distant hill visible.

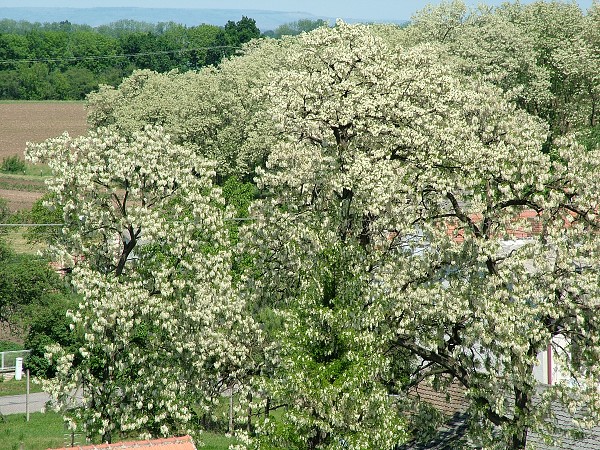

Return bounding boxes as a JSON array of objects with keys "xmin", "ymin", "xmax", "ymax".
[{"xmin": 0, "ymin": 7, "xmax": 406, "ymax": 32}]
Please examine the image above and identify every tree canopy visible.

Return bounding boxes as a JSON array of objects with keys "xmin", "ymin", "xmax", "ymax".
[
  {"xmin": 26, "ymin": 126, "xmax": 258, "ymax": 442},
  {"xmin": 25, "ymin": 1, "xmax": 600, "ymax": 449}
]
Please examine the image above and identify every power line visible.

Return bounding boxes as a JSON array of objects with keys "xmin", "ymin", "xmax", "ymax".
[
  {"xmin": 0, "ymin": 223, "xmax": 63, "ymax": 227},
  {"xmin": 0, "ymin": 218, "xmax": 257, "ymax": 227},
  {"xmin": 0, "ymin": 45, "xmax": 241, "ymax": 65}
]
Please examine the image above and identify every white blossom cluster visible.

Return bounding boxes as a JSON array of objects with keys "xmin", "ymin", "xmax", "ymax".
[
  {"xmin": 239, "ymin": 17, "xmax": 600, "ymax": 450},
  {"xmin": 85, "ymin": 38, "xmax": 288, "ymax": 180},
  {"xmin": 26, "ymin": 126, "xmax": 258, "ymax": 441},
  {"xmin": 23, "ymin": 3, "xmax": 600, "ymax": 448}
]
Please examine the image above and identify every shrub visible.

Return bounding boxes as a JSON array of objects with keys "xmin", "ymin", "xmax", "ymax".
[
  {"xmin": 0, "ymin": 340, "xmax": 23, "ymax": 352},
  {"xmin": 0, "ymin": 155, "xmax": 26, "ymax": 173},
  {"xmin": 24, "ymin": 293, "xmax": 81, "ymax": 379}
]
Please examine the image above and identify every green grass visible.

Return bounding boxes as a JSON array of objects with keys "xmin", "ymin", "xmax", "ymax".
[
  {"xmin": 0, "ymin": 412, "xmax": 67, "ymax": 450},
  {"xmin": 23, "ymin": 164, "xmax": 52, "ymax": 178},
  {"xmin": 0, "ymin": 385, "xmax": 240, "ymax": 449},
  {"xmin": 199, "ymin": 431, "xmax": 238, "ymax": 449},
  {"xmin": 4, "ymin": 229, "xmax": 45, "ymax": 255},
  {"xmin": 0, "ymin": 379, "xmax": 43, "ymax": 398},
  {"xmin": 0, "ymin": 170, "xmax": 50, "ymax": 181},
  {"xmin": 0, "ymin": 411, "xmax": 237, "ymax": 450}
]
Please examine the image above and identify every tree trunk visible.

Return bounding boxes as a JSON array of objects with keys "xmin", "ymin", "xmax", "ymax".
[
  {"xmin": 510, "ymin": 427, "xmax": 527, "ymax": 450},
  {"xmin": 115, "ymin": 227, "xmax": 137, "ymax": 276},
  {"xmin": 307, "ymin": 429, "xmax": 328, "ymax": 450},
  {"xmin": 247, "ymin": 392, "xmax": 252, "ymax": 433},
  {"xmin": 510, "ymin": 387, "xmax": 530, "ymax": 450}
]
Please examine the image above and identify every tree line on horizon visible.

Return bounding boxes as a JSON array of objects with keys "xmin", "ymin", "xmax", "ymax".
[
  {"xmin": 0, "ymin": 17, "xmax": 329, "ymax": 101},
  {"xmin": 0, "ymin": 17, "xmax": 263, "ymax": 100}
]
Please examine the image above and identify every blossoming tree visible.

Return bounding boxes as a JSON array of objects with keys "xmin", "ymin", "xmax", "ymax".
[
  {"xmin": 240, "ymin": 20, "xmax": 600, "ymax": 450},
  {"xmin": 25, "ymin": 126, "xmax": 257, "ymax": 442},
  {"xmin": 25, "ymin": 5, "xmax": 600, "ymax": 449}
]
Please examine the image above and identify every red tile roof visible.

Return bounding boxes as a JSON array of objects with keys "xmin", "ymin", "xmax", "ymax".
[
  {"xmin": 48, "ymin": 435, "xmax": 196, "ymax": 450},
  {"xmin": 410, "ymin": 381, "xmax": 467, "ymax": 416}
]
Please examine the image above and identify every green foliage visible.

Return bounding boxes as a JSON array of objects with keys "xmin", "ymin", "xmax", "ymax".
[
  {"xmin": 0, "ymin": 155, "xmax": 26, "ymax": 174},
  {"xmin": 24, "ymin": 193, "xmax": 64, "ymax": 247},
  {"xmin": 580, "ymin": 124, "xmax": 600, "ymax": 151},
  {"xmin": 0, "ymin": 250, "xmax": 64, "ymax": 327},
  {"xmin": 0, "ymin": 340, "xmax": 22, "ymax": 352},
  {"xmin": 0, "ymin": 196, "xmax": 10, "ymax": 226},
  {"xmin": 222, "ymin": 176, "xmax": 257, "ymax": 284},
  {"xmin": 0, "ymin": 19, "xmax": 93, "ymax": 35},
  {"xmin": 0, "ymin": 18, "xmax": 262, "ymax": 100},
  {"xmin": 248, "ymin": 245, "xmax": 407, "ymax": 449},
  {"xmin": 95, "ymin": 19, "xmax": 173, "ymax": 38},
  {"xmin": 222, "ymin": 177, "xmax": 258, "ymax": 211},
  {"xmin": 26, "ymin": 125, "xmax": 257, "ymax": 442},
  {"xmin": 24, "ymin": 293, "xmax": 80, "ymax": 379},
  {"xmin": 0, "ymin": 215, "xmax": 77, "ymax": 378},
  {"xmin": 0, "ymin": 240, "xmax": 10, "ymax": 261},
  {"xmin": 19, "ymin": 3, "xmax": 600, "ymax": 449},
  {"xmin": 224, "ymin": 16, "xmax": 261, "ymax": 46},
  {"xmin": 270, "ymin": 19, "xmax": 329, "ymax": 38}
]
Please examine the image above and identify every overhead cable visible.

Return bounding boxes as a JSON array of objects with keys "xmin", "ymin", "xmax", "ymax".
[
  {"xmin": 0, "ymin": 45, "xmax": 241, "ymax": 65},
  {"xmin": 0, "ymin": 218, "xmax": 256, "ymax": 227}
]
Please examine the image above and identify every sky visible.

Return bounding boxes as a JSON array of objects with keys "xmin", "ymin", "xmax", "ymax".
[{"xmin": 0, "ymin": 0, "xmax": 595, "ymax": 21}]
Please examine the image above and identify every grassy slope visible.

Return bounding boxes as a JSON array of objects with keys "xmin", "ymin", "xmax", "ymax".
[
  {"xmin": 3, "ymin": 229, "xmax": 42, "ymax": 255},
  {"xmin": 0, "ymin": 379, "xmax": 43, "ymax": 397},
  {"xmin": 0, "ymin": 412, "xmax": 66, "ymax": 450}
]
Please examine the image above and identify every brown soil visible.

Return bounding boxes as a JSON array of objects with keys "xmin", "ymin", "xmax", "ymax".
[
  {"xmin": 0, "ymin": 189, "xmax": 43, "ymax": 212},
  {"xmin": 0, "ymin": 102, "xmax": 88, "ymax": 211},
  {"xmin": 0, "ymin": 102, "xmax": 88, "ymax": 159}
]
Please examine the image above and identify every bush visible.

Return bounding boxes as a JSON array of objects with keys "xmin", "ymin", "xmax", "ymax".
[
  {"xmin": 0, "ymin": 155, "xmax": 26, "ymax": 173},
  {"xmin": 24, "ymin": 193, "xmax": 64, "ymax": 246},
  {"xmin": 580, "ymin": 124, "xmax": 600, "ymax": 151},
  {"xmin": 24, "ymin": 293, "xmax": 81, "ymax": 378}
]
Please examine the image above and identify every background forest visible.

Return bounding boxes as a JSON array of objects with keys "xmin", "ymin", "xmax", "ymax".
[
  {"xmin": 0, "ymin": 16, "xmax": 330, "ymax": 100},
  {"xmin": 0, "ymin": 17, "xmax": 262, "ymax": 100}
]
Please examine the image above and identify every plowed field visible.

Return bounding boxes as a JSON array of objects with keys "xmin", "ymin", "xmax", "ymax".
[{"xmin": 0, "ymin": 102, "xmax": 88, "ymax": 211}]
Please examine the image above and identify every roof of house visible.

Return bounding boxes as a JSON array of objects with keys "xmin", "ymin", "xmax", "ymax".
[
  {"xmin": 527, "ymin": 401, "xmax": 600, "ymax": 450},
  {"xmin": 399, "ymin": 384, "xmax": 600, "ymax": 450},
  {"xmin": 401, "ymin": 411, "xmax": 471, "ymax": 450},
  {"xmin": 48, "ymin": 435, "xmax": 197, "ymax": 450},
  {"xmin": 410, "ymin": 382, "xmax": 468, "ymax": 417},
  {"xmin": 402, "ymin": 382, "xmax": 471, "ymax": 450}
]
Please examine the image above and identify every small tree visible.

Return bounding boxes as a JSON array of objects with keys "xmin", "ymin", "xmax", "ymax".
[
  {"xmin": 26, "ymin": 126, "xmax": 257, "ymax": 443},
  {"xmin": 0, "ymin": 249, "xmax": 65, "ymax": 330}
]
